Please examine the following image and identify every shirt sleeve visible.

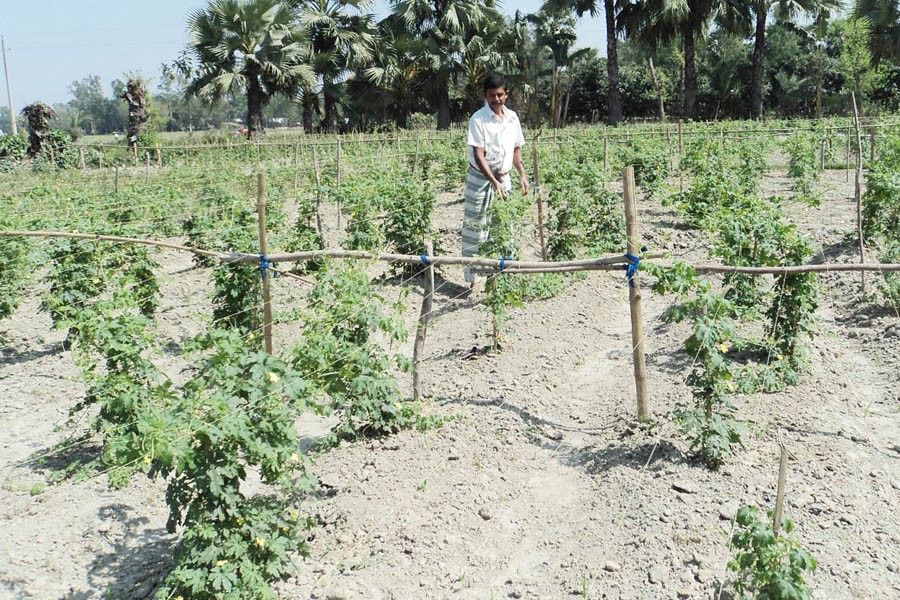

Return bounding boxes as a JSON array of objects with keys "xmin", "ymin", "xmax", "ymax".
[{"xmin": 468, "ymin": 115, "xmax": 484, "ymax": 149}]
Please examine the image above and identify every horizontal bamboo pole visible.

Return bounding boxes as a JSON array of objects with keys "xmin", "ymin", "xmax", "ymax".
[
  {"xmin": 689, "ymin": 262, "xmax": 900, "ymax": 274},
  {"xmin": 3, "ymin": 230, "xmax": 898, "ymax": 277}
]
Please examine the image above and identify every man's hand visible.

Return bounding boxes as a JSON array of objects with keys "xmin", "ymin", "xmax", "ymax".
[
  {"xmin": 520, "ymin": 176, "xmax": 530, "ymax": 196},
  {"xmin": 492, "ymin": 179, "xmax": 506, "ymax": 198}
]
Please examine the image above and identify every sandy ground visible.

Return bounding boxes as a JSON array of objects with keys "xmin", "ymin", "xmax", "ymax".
[{"xmin": 1, "ymin": 166, "xmax": 898, "ymax": 600}]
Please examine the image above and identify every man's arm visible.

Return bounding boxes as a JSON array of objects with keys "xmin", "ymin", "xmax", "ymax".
[
  {"xmin": 513, "ymin": 147, "xmax": 529, "ymax": 195},
  {"xmin": 472, "ymin": 146, "xmax": 506, "ymax": 197}
]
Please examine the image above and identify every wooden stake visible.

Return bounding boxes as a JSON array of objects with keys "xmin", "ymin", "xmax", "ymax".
[
  {"xmin": 413, "ymin": 239, "xmax": 435, "ymax": 402},
  {"xmin": 413, "ymin": 131, "xmax": 420, "ymax": 176},
  {"xmin": 156, "ymin": 144, "xmax": 161, "ymax": 169},
  {"xmin": 99, "ymin": 146, "xmax": 104, "ymax": 169},
  {"xmin": 820, "ymin": 139, "xmax": 826, "ymax": 172},
  {"xmin": 846, "ymin": 125, "xmax": 851, "ymax": 183},
  {"xmin": 623, "ymin": 167, "xmax": 649, "ymax": 420},
  {"xmin": 869, "ymin": 127, "xmax": 876, "ymax": 163},
  {"xmin": 531, "ymin": 139, "xmax": 549, "ymax": 261},
  {"xmin": 257, "ymin": 173, "xmax": 274, "ymax": 354},
  {"xmin": 336, "ymin": 139, "xmax": 342, "ymax": 229},
  {"xmin": 114, "ymin": 166, "xmax": 119, "ymax": 196},
  {"xmin": 79, "ymin": 147, "xmax": 85, "ymax": 170},
  {"xmin": 145, "ymin": 152, "xmax": 151, "ymax": 183},
  {"xmin": 851, "ymin": 93, "xmax": 866, "ymax": 293},
  {"xmin": 312, "ymin": 145, "xmax": 325, "ymax": 243},
  {"xmin": 603, "ymin": 135, "xmax": 609, "ymax": 172},
  {"xmin": 773, "ymin": 446, "xmax": 789, "ymax": 536}
]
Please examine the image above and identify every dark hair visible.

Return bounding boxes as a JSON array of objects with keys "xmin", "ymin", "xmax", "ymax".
[{"xmin": 483, "ymin": 73, "xmax": 507, "ymax": 91}]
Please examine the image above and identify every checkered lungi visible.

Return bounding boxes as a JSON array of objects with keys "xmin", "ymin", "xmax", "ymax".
[{"xmin": 461, "ymin": 167, "xmax": 510, "ymax": 282}]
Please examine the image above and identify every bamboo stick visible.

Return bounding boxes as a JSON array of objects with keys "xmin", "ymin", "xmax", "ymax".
[
  {"xmin": 773, "ymin": 447, "xmax": 789, "ymax": 536},
  {"xmin": 623, "ymin": 167, "xmax": 650, "ymax": 420},
  {"xmin": 851, "ymin": 93, "xmax": 866, "ymax": 293},
  {"xmin": 336, "ymin": 139, "xmax": 342, "ymax": 230},
  {"xmin": 413, "ymin": 240, "xmax": 435, "ymax": 402},
  {"xmin": 257, "ymin": 173, "xmax": 274, "ymax": 354},
  {"xmin": 531, "ymin": 139, "xmax": 549, "ymax": 262}
]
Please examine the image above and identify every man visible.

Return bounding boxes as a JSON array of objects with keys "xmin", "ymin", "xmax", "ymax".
[{"xmin": 462, "ymin": 74, "xmax": 530, "ymax": 293}]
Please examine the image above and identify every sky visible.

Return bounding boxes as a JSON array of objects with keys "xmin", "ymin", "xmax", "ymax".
[{"xmin": 0, "ymin": 1, "xmax": 606, "ymax": 109}]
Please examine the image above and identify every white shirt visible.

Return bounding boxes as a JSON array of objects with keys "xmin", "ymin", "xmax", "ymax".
[{"xmin": 467, "ymin": 103, "xmax": 525, "ymax": 175}]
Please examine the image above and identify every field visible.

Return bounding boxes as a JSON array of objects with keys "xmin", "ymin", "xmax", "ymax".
[{"xmin": 1, "ymin": 120, "xmax": 899, "ymax": 599}]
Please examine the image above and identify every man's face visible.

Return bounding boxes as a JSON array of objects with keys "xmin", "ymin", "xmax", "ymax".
[{"xmin": 484, "ymin": 86, "xmax": 508, "ymax": 112}]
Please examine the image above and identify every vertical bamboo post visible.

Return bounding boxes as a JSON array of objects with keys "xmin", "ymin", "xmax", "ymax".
[
  {"xmin": 257, "ymin": 173, "xmax": 274, "ymax": 354},
  {"xmin": 413, "ymin": 131, "xmax": 420, "ymax": 176},
  {"xmin": 292, "ymin": 142, "xmax": 300, "ymax": 190},
  {"xmin": 678, "ymin": 121, "xmax": 685, "ymax": 193},
  {"xmin": 145, "ymin": 152, "xmax": 151, "ymax": 183},
  {"xmin": 820, "ymin": 139, "xmax": 826, "ymax": 172},
  {"xmin": 603, "ymin": 135, "xmax": 609, "ymax": 172},
  {"xmin": 413, "ymin": 239, "xmax": 435, "ymax": 401},
  {"xmin": 851, "ymin": 93, "xmax": 866, "ymax": 293},
  {"xmin": 869, "ymin": 127, "xmax": 876, "ymax": 163},
  {"xmin": 773, "ymin": 446, "xmax": 789, "ymax": 536},
  {"xmin": 531, "ymin": 139, "xmax": 549, "ymax": 261},
  {"xmin": 845, "ymin": 125, "xmax": 851, "ymax": 183},
  {"xmin": 312, "ymin": 144, "xmax": 325, "ymax": 242},
  {"xmin": 114, "ymin": 165, "xmax": 119, "ymax": 196},
  {"xmin": 79, "ymin": 147, "xmax": 85, "ymax": 170},
  {"xmin": 49, "ymin": 146, "xmax": 56, "ymax": 173},
  {"xmin": 336, "ymin": 139, "xmax": 342, "ymax": 229},
  {"xmin": 156, "ymin": 144, "xmax": 161, "ymax": 169},
  {"xmin": 99, "ymin": 145, "xmax": 104, "ymax": 169},
  {"xmin": 623, "ymin": 167, "xmax": 649, "ymax": 420}
]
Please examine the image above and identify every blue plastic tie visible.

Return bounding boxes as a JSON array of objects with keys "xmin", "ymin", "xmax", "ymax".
[
  {"xmin": 624, "ymin": 253, "xmax": 641, "ymax": 287},
  {"xmin": 259, "ymin": 253, "xmax": 271, "ymax": 281},
  {"xmin": 420, "ymin": 254, "xmax": 431, "ymax": 266},
  {"xmin": 499, "ymin": 256, "xmax": 514, "ymax": 272}
]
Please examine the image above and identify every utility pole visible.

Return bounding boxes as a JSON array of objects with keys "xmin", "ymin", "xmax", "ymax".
[{"xmin": 2, "ymin": 35, "xmax": 16, "ymax": 135}]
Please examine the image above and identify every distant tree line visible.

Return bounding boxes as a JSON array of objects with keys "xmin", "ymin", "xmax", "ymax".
[{"xmin": 7, "ymin": 0, "xmax": 899, "ymax": 137}]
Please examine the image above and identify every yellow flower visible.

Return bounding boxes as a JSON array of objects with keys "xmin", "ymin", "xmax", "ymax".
[
  {"xmin": 236, "ymin": 517, "xmax": 244, "ymax": 526},
  {"xmin": 267, "ymin": 372, "xmax": 280, "ymax": 383},
  {"xmin": 289, "ymin": 453, "xmax": 299, "ymax": 463},
  {"xmin": 776, "ymin": 354, "xmax": 784, "ymax": 361},
  {"xmin": 718, "ymin": 343, "xmax": 729, "ymax": 353},
  {"xmin": 143, "ymin": 455, "xmax": 152, "ymax": 465},
  {"xmin": 216, "ymin": 560, "xmax": 228, "ymax": 567},
  {"xmin": 92, "ymin": 278, "xmax": 101, "ymax": 284},
  {"xmin": 255, "ymin": 537, "xmax": 266, "ymax": 548},
  {"xmin": 175, "ymin": 597, "xmax": 184, "ymax": 600}
]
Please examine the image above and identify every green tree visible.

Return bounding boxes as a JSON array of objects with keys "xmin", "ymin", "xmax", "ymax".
[
  {"xmin": 547, "ymin": 0, "xmax": 625, "ymax": 125},
  {"xmin": 389, "ymin": 0, "xmax": 505, "ymax": 129},
  {"xmin": 853, "ymin": 0, "xmax": 900, "ymax": 63},
  {"xmin": 291, "ymin": 0, "xmax": 375, "ymax": 132},
  {"xmin": 186, "ymin": 0, "xmax": 314, "ymax": 137},
  {"xmin": 529, "ymin": 7, "xmax": 578, "ymax": 127},
  {"xmin": 836, "ymin": 16, "xmax": 886, "ymax": 111}
]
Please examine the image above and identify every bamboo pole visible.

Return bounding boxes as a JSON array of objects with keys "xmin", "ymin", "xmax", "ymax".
[
  {"xmin": 413, "ymin": 239, "xmax": 435, "ymax": 402},
  {"xmin": 114, "ymin": 166, "xmax": 119, "ymax": 196},
  {"xmin": 156, "ymin": 143, "xmax": 162, "ymax": 169},
  {"xmin": 413, "ymin": 131, "xmax": 420, "ymax": 176},
  {"xmin": 336, "ymin": 139, "xmax": 342, "ymax": 229},
  {"xmin": 145, "ymin": 152, "xmax": 151, "ymax": 183},
  {"xmin": 851, "ymin": 93, "xmax": 866, "ymax": 293},
  {"xmin": 257, "ymin": 173, "xmax": 274, "ymax": 354},
  {"xmin": 531, "ymin": 139, "xmax": 549, "ymax": 262},
  {"xmin": 773, "ymin": 446, "xmax": 789, "ymax": 536},
  {"xmin": 603, "ymin": 135, "xmax": 609, "ymax": 172},
  {"xmin": 869, "ymin": 127, "xmax": 875, "ymax": 163},
  {"xmin": 79, "ymin": 147, "xmax": 85, "ymax": 170},
  {"xmin": 846, "ymin": 125, "xmax": 851, "ymax": 182},
  {"xmin": 623, "ymin": 167, "xmax": 650, "ymax": 420},
  {"xmin": 312, "ymin": 144, "xmax": 325, "ymax": 243}
]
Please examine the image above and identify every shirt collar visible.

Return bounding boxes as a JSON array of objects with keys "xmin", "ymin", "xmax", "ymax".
[{"xmin": 484, "ymin": 102, "xmax": 506, "ymax": 121}]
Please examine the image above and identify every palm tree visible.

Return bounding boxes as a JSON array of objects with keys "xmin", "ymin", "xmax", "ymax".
[
  {"xmin": 720, "ymin": 0, "xmax": 840, "ymax": 119},
  {"xmin": 622, "ymin": 0, "xmax": 719, "ymax": 120},
  {"xmin": 853, "ymin": 0, "xmax": 900, "ymax": 63},
  {"xmin": 186, "ymin": 0, "xmax": 313, "ymax": 137},
  {"xmin": 290, "ymin": 0, "xmax": 375, "ymax": 132},
  {"xmin": 528, "ymin": 7, "xmax": 578, "ymax": 128},
  {"xmin": 363, "ymin": 16, "xmax": 430, "ymax": 128},
  {"xmin": 545, "ymin": 0, "xmax": 625, "ymax": 125},
  {"xmin": 121, "ymin": 79, "xmax": 149, "ymax": 147},
  {"xmin": 390, "ymin": 0, "xmax": 505, "ymax": 129}
]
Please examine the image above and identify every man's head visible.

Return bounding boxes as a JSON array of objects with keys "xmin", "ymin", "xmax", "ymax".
[{"xmin": 483, "ymin": 73, "xmax": 508, "ymax": 114}]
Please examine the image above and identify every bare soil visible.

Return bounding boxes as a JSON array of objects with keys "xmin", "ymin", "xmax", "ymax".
[{"xmin": 1, "ymin": 167, "xmax": 898, "ymax": 600}]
